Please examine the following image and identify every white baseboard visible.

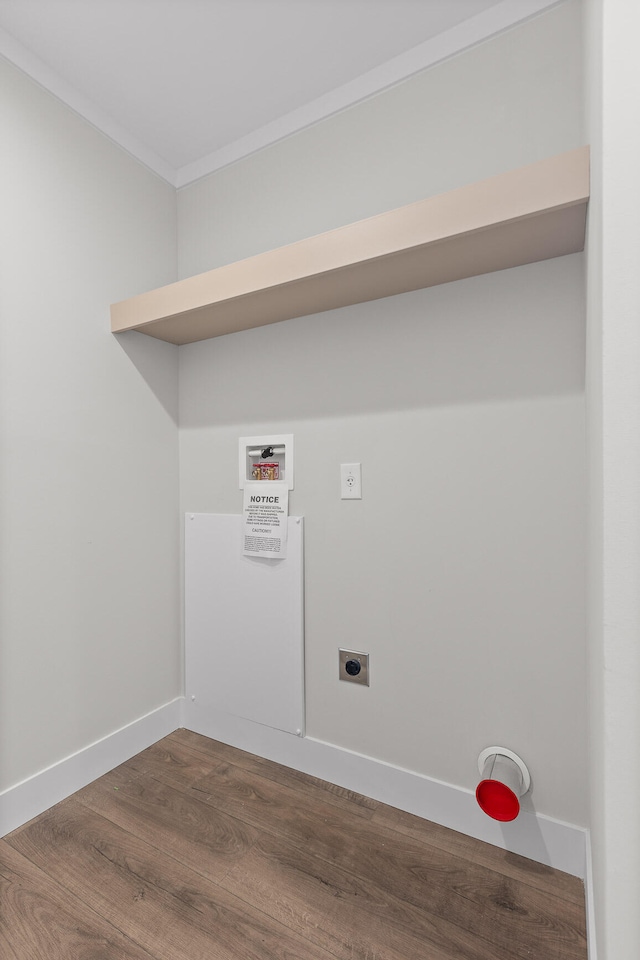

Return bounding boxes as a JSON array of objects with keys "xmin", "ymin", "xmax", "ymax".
[
  {"xmin": 184, "ymin": 700, "xmax": 588, "ymax": 880},
  {"xmin": 1, "ymin": 696, "xmax": 592, "ymax": 952},
  {"xmin": 0, "ymin": 697, "xmax": 184, "ymax": 838},
  {"xmin": 0, "ymin": 694, "xmax": 588, "ymax": 881}
]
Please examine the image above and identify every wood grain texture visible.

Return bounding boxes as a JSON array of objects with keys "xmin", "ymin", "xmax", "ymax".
[
  {"xmin": 2, "ymin": 730, "xmax": 587, "ymax": 960},
  {"xmin": 7, "ymin": 801, "xmax": 335, "ymax": 960},
  {"xmin": 221, "ymin": 828, "xmax": 511, "ymax": 960},
  {"xmin": 75, "ymin": 768, "xmax": 258, "ymax": 884},
  {"xmin": 0, "ymin": 840, "xmax": 156, "ymax": 960},
  {"xmin": 117, "ymin": 738, "xmax": 221, "ymax": 790},
  {"xmin": 189, "ymin": 760, "xmax": 587, "ymax": 960},
  {"xmin": 171, "ymin": 730, "xmax": 583, "ymax": 906},
  {"xmin": 369, "ymin": 802, "xmax": 586, "ymax": 907},
  {"xmin": 165, "ymin": 729, "xmax": 378, "ymax": 818}
]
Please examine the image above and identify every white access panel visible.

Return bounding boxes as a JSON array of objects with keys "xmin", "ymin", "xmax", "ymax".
[{"xmin": 185, "ymin": 513, "xmax": 304, "ymax": 736}]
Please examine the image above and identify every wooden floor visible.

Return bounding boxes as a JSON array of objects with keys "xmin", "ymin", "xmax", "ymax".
[{"xmin": 1, "ymin": 730, "xmax": 587, "ymax": 960}]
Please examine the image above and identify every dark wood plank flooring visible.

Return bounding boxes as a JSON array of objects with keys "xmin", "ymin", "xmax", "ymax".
[{"xmin": 1, "ymin": 729, "xmax": 587, "ymax": 960}]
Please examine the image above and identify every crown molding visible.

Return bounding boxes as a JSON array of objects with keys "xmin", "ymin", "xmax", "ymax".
[
  {"xmin": 0, "ymin": 26, "xmax": 177, "ymax": 185},
  {"xmin": 1, "ymin": 0, "xmax": 563, "ymax": 190},
  {"xmin": 175, "ymin": 0, "xmax": 564, "ymax": 187}
]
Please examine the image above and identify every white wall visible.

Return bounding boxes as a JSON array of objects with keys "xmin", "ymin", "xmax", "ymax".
[
  {"xmin": 586, "ymin": 0, "xmax": 640, "ymax": 956},
  {"xmin": 180, "ymin": 257, "xmax": 587, "ymax": 823},
  {"xmin": 178, "ymin": 0, "xmax": 584, "ymax": 276},
  {"xmin": 178, "ymin": 3, "xmax": 588, "ymax": 825},
  {"xmin": 0, "ymin": 58, "xmax": 180, "ymax": 791}
]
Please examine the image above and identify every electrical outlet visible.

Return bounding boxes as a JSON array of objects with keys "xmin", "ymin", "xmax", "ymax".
[
  {"xmin": 340, "ymin": 463, "xmax": 362, "ymax": 499},
  {"xmin": 339, "ymin": 649, "xmax": 369, "ymax": 685}
]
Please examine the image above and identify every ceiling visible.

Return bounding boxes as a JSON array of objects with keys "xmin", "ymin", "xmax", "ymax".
[{"xmin": 0, "ymin": 0, "xmax": 562, "ymax": 187}]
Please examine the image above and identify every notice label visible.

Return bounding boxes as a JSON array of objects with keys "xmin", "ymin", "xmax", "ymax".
[{"xmin": 243, "ymin": 482, "xmax": 289, "ymax": 558}]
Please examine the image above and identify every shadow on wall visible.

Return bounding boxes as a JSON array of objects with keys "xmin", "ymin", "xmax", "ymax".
[
  {"xmin": 178, "ymin": 254, "xmax": 585, "ymax": 429},
  {"xmin": 115, "ymin": 330, "xmax": 179, "ymax": 425},
  {"xmin": 508, "ymin": 794, "xmax": 552, "ymax": 867}
]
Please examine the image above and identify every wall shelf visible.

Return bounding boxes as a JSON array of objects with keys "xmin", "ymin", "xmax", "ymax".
[{"xmin": 111, "ymin": 146, "xmax": 589, "ymax": 346}]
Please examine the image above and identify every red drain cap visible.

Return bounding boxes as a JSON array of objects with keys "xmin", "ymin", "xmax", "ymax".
[{"xmin": 476, "ymin": 779, "xmax": 520, "ymax": 822}]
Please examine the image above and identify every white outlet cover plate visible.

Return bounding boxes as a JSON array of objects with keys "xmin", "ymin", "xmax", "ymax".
[{"xmin": 340, "ymin": 462, "xmax": 362, "ymax": 499}]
